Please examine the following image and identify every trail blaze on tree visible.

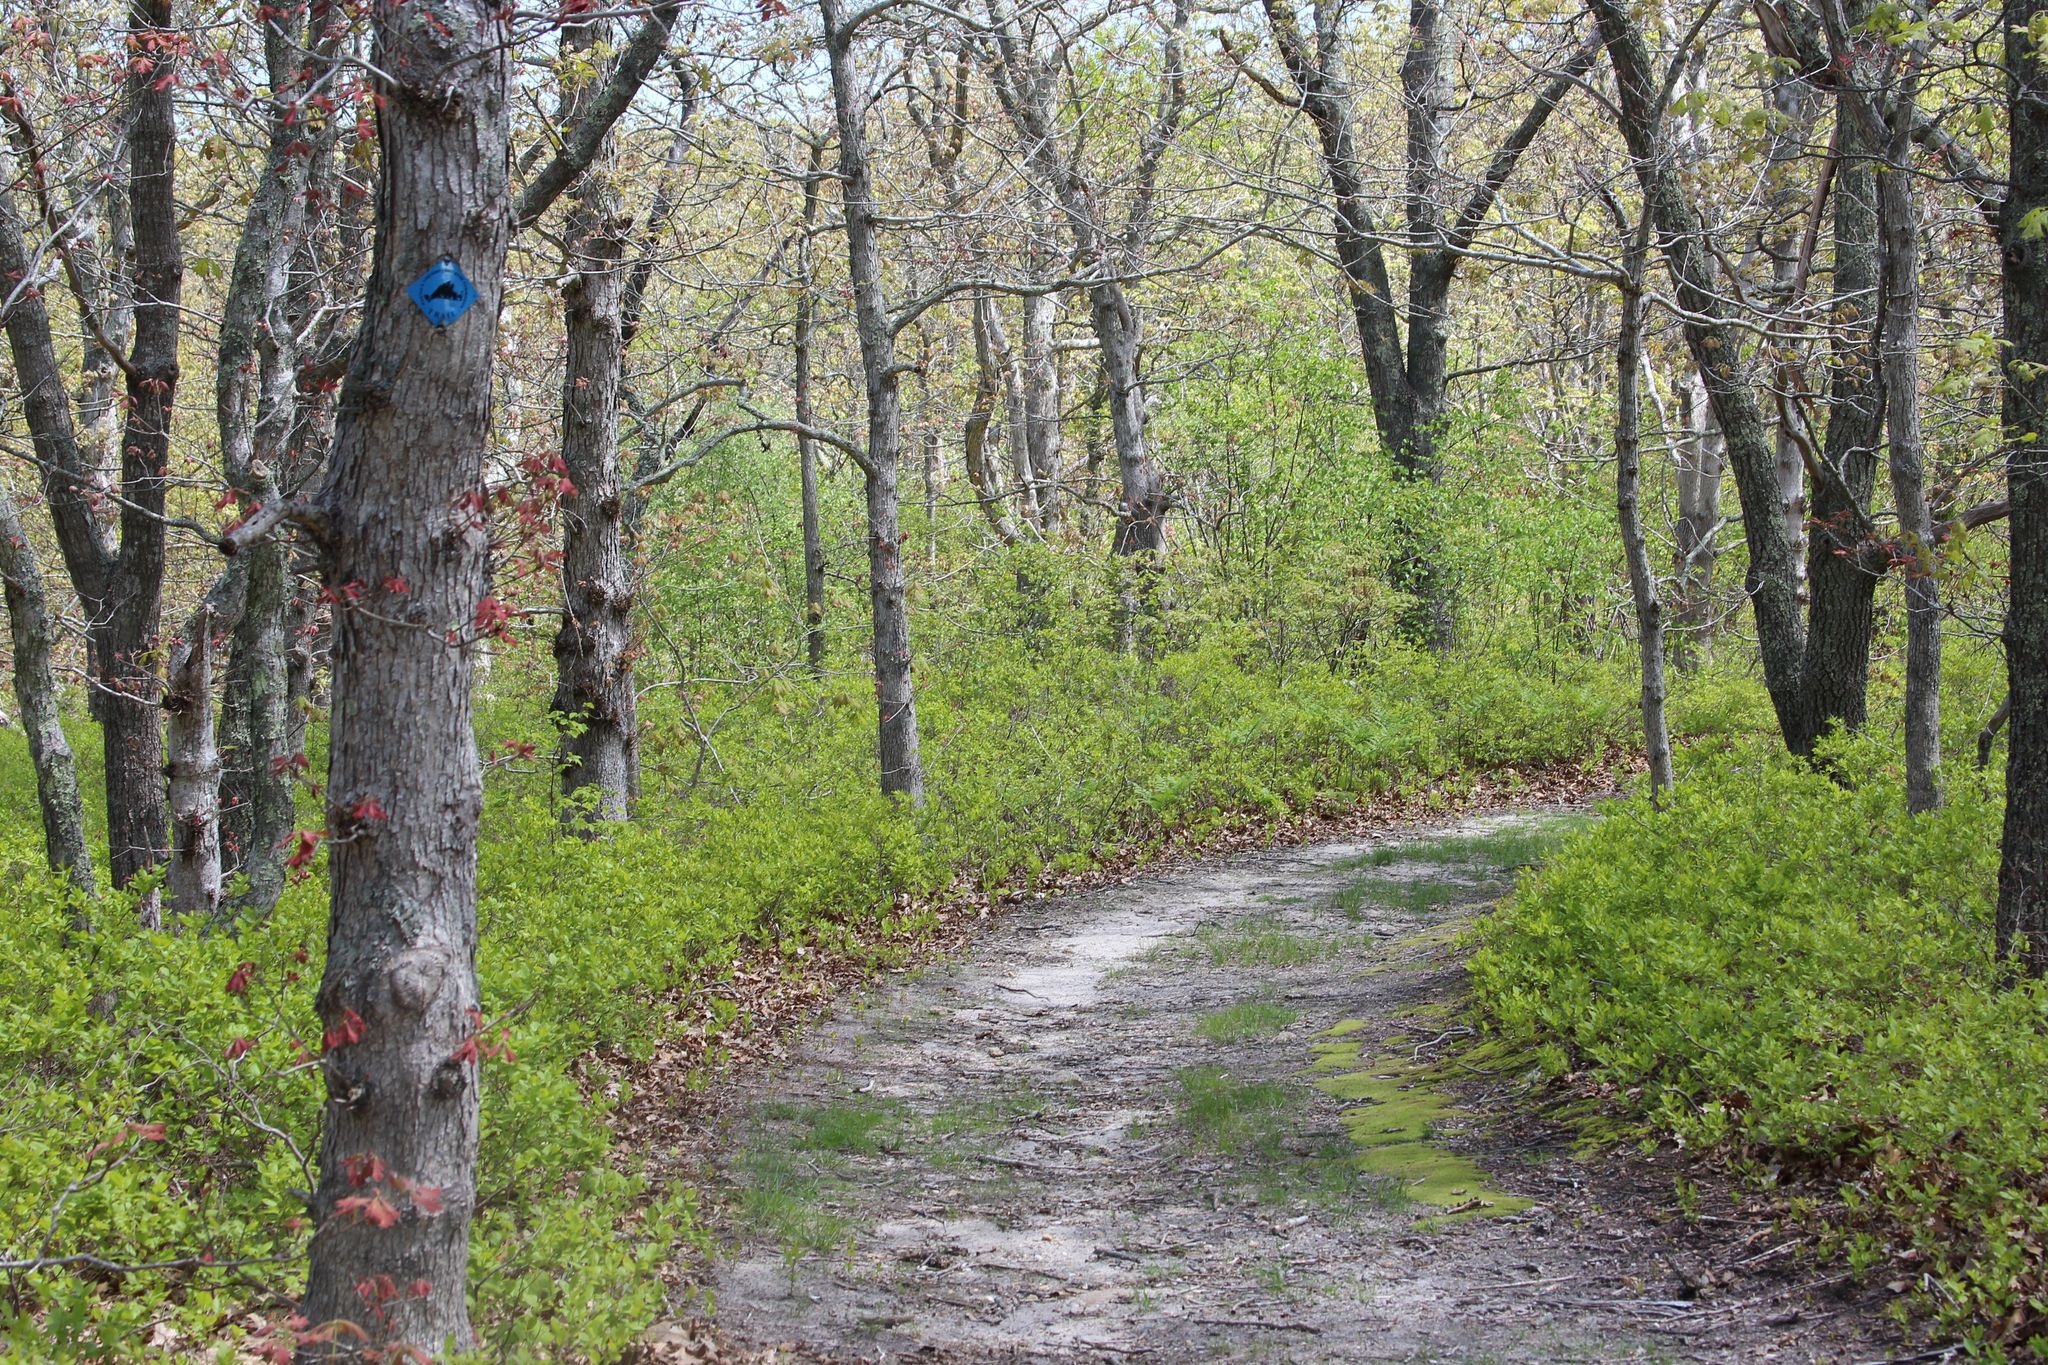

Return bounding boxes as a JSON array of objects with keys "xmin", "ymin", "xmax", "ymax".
[
  {"xmin": 0, "ymin": 0, "xmax": 2045, "ymax": 1351},
  {"xmin": 292, "ymin": 0, "xmax": 509, "ymax": 1350}
]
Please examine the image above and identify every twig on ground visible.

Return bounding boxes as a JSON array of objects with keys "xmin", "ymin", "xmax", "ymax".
[{"xmin": 1189, "ymin": 1316, "xmax": 1322, "ymax": 1334}]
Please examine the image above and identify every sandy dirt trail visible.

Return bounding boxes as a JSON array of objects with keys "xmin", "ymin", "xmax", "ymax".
[{"xmin": 677, "ymin": 808, "xmax": 1905, "ymax": 1364}]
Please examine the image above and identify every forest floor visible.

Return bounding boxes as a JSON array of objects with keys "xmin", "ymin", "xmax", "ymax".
[{"xmin": 634, "ymin": 804, "xmax": 1920, "ymax": 1364}]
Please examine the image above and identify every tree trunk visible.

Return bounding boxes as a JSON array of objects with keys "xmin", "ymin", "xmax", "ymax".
[
  {"xmin": 1091, "ymin": 285, "xmax": 1171, "ymax": 561},
  {"xmin": 1021, "ymin": 284, "xmax": 1063, "ymax": 526},
  {"xmin": 981, "ymin": 1, "xmax": 1183, "ymax": 582},
  {"xmin": 221, "ymin": 540, "xmax": 295, "ymax": 914},
  {"xmin": 1997, "ymin": 0, "xmax": 2048, "ymax": 969},
  {"xmin": 0, "ymin": 481, "xmax": 93, "ymax": 893},
  {"xmin": 823, "ymin": 0, "xmax": 925, "ymax": 804},
  {"xmin": 1092, "ymin": 290, "xmax": 1168, "ymax": 654},
  {"xmin": 978, "ymin": 296, "xmax": 1040, "ymax": 525},
  {"xmin": 216, "ymin": 8, "xmax": 335, "ymax": 915},
  {"xmin": 99, "ymin": 0, "xmax": 183, "ymax": 903},
  {"xmin": 551, "ymin": 15, "xmax": 638, "ymax": 825},
  {"xmin": 1818, "ymin": 0, "xmax": 1940, "ymax": 795},
  {"xmin": 1589, "ymin": 0, "xmax": 1811, "ymax": 748},
  {"xmin": 1392, "ymin": 0, "xmax": 1457, "ymax": 648},
  {"xmin": 1080, "ymin": 377, "xmax": 1107, "ymax": 542},
  {"xmin": 165, "ymin": 581, "xmax": 247, "ymax": 921},
  {"xmin": 1616, "ymin": 230, "xmax": 1673, "ymax": 800},
  {"xmin": 292, "ymin": 0, "xmax": 509, "ymax": 1347},
  {"xmin": 1762, "ymin": 72, "xmax": 1820, "ymax": 588},
  {"xmin": 968, "ymin": 298, "xmax": 1026, "ymax": 546},
  {"xmin": 1791, "ymin": 70, "xmax": 1884, "ymax": 756},
  {"xmin": 1257, "ymin": 0, "xmax": 1590, "ymax": 652},
  {"xmin": 1874, "ymin": 87, "xmax": 1942, "ymax": 812},
  {"xmin": 795, "ymin": 151, "xmax": 829, "ymax": 673},
  {"xmin": 1669, "ymin": 372, "xmax": 1725, "ymax": 668}
]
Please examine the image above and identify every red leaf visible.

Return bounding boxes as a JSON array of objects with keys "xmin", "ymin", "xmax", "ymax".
[
  {"xmin": 342, "ymin": 1152, "xmax": 386, "ymax": 1188},
  {"xmin": 322, "ymin": 1006, "xmax": 366, "ymax": 1051},
  {"xmin": 337, "ymin": 1194, "xmax": 400, "ymax": 1229},
  {"xmin": 226, "ymin": 961, "xmax": 257, "ymax": 996},
  {"xmin": 283, "ymin": 828, "xmax": 323, "ymax": 871},
  {"xmin": 224, "ymin": 1036, "xmax": 254, "ymax": 1061}
]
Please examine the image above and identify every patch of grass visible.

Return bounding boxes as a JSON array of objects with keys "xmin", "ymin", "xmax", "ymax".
[
  {"xmin": 921, "ymin": 1084, "xmax": 1051, "ymax": 1172},
  {"xmin": 1339, "ymin": 818, "xmax": 1592, "ymax": 876},
  {"xmin": 733, "ymin": 1146, "xmax": 852, "ymax": 1265},
  {"xmin": 1196, "ymin": 1000, "xmax": 1299, "ymax": 1043},
  {"xmin": 1178, "ymin": 1065, "xmax": 1296, "ymax": 1155},
  {"xmin": 926, "ymin": 1084, "xmax": 1048, "ymax": 1143},
  {"xmin": 1256, "ymin": 1134, "xmax": 1407, "ymax": 1212},
  {"xmin": 760, "ymin": 1096, "xmax": 904, "ymax": 1155},
  {"xmin": 1194, "ymin": 917, "xmax": 1340, "ymax": 967},
  {"xmin": 1174, "ymin": 1065, "xmax": 1382, "ymax": 1210},
  {"xmin": 1330, "ymin": 875, "xmax": 1463, "ymax": 919}
]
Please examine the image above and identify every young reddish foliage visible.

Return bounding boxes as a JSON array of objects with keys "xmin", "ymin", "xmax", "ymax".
[{"xmin": 322, "ymin": 1006, "xmax": 366, "ymax": 1051}]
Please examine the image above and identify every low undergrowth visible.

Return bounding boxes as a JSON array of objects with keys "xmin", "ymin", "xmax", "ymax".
[
  {"xmin": 1468, "ymin": 732, "xmax": 2044, "ymax": 1356},
  {"xmin": 0, "ymin": 634, "xmax": 1644, "ymax": 1359}
]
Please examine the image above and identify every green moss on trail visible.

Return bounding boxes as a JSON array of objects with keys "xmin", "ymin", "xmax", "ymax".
[{"xmin": 1310, "ymin": 1024, "xmax": 1532, "ymax": 1223}]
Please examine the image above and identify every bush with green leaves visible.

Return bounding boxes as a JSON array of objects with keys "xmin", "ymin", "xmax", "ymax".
[
  {"xmin": 0, "ymin": 610, "xmax": 1650, "ymax": 1359},
  {"xmin": 1469, "ymin": 728, "xmax": 2048, "ymax": 1355}
]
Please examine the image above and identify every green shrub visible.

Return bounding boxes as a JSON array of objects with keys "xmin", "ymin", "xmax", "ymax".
[
  {"xmin": 1469, "ymin": 734, "xmax": 2048, "ymax": 1354},
  {"xmin": 0, "ymin": 614, "xmax": 1651, "ymax": 1359}
]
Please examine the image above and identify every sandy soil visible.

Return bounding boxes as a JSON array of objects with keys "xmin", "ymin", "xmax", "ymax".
[{"xmin": 658, "ymin": 808, "xmax": 1918, "ymax": 1364}]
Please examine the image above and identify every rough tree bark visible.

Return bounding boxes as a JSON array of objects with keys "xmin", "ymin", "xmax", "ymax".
[
  {"xmin": 968, "ymin": 298, "xmax": 1027, "ymax": 546},
  {"xmin": 215, "ymin": 3, "xmax": 341, "ymax": 917},
  {"xmin": 0, "ymin": 480, "xmax": 93, "ymax": 893},
  {"xmin": 1791, "ymin": 75, "xmax": 1885, "ymax": 753},
  {"xmin": 101, "ymin": 0, "xmax": 182, "ymax": 898},
  {"xmin": 822, "ymin": 0, "xmax": 926, "ymax": 803},
  {"xmin": 1996, "ymin": 0, "xmax": 2048, "ymax": 968},
  {"xmin": 1669, "ymin": 374, "xmax": 1725, "ymax": 665},
  {"xmin": 1615, "ymin": 217, "xmax": 1674, "ymax": 800},
  {"xmin": 165, "ymin": 577, "xmax": 247, "ymax": 921},
  {"xmin": 1761, "ymin": 62, "xmax": 1820, "ymax": 586},
  {"xmin": 0, "ymin": 0, "xmax": 181, "ymax": 902},
  {"xmin": 280, "ymin": 0, "xmax": 512, "ymax": 1347},
  {"xmin": 1762, "ymin": 0, "xmax": 1897, "ymax": 759},
  {"xmin": 1835, "ymin": 29, "xmax": 1944, "ymax": 811},
  {"xmin": 795, "ymin": 140, "xmax": 830, "ymax": 673},
  {"xmin": 982, "ymin": 297, "xmax": 1042, "ymax": 525},
  {"xmin": 1021, "ymin": 276, "xmax": 1063, "ymax": 526},
  {"xmin": 549, "ymin": 15, "xmax": 639, "ymax": 825}
]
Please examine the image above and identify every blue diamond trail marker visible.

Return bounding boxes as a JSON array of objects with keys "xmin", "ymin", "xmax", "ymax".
[{"xmin": 407, "ymin": 258, "xmax": 477, "ymax": 328}]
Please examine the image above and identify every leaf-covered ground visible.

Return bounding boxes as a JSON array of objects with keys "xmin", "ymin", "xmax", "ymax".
[{"xmin": 635, "ymin": 805, "xmax": 1909, "ymax": 1363}]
